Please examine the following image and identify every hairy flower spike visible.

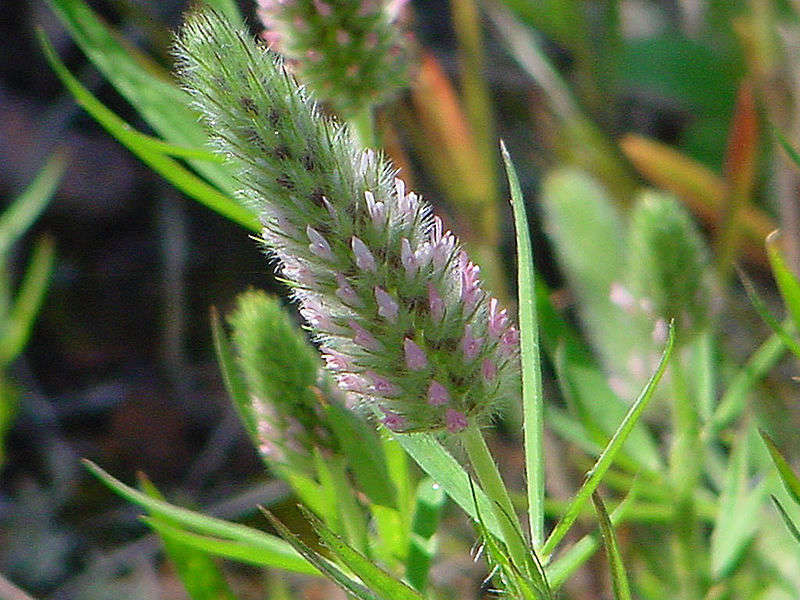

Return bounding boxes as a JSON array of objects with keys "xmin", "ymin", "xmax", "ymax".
[
  {"xmin": 256, "ymin": 0, "xmax": 411, "ymax": 117},
  {"xmin": 175, "ymin": 10, "xmax": 519, "ymax": 433}
]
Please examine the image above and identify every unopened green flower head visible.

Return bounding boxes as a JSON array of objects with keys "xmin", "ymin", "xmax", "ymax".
[
  {"xmin": 626, "ymin": 191, "xmax": 709, "ymax": 337},
  {"xmin": 229, "ymin": 290, "xmax": 338, "ymax": 471},
  {"xmin": 175, "ymin": 9, "xmax": 519, "ymax": 434},
  {"xmin": 256, "ymin": 0, "xmax": 410, "ymax": 117}
]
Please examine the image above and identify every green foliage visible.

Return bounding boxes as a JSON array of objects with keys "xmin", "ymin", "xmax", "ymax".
[
  {"xmin": 0, "ymin": 153, "xmax": 61, "ymax": 466},
  {"xmin": 139, "ymin": 475, "xmax": 237, "ymax": 600},
  {"xmin": 591, "ymin": 491, "xmax": 631, "ymax": 600},
  {"xmin": 504, "ymin": 141, "xmax": 545, "ymax": 549},
  {"xmin": 84, "ymin": 460, "xmax": 319, "ymax": 575}
]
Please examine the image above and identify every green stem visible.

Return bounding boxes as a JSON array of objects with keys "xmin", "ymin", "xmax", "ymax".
[
  {"xmin": 669, "ymin": 353, "xmax": 704, "ymax": 600},
  {"xmin": 348, "ymin": 106, "xmax": 376, "ymax": 149},
  {"xmin": 461, "ymin": 424, "xmax": 529, "ymax": 572}
]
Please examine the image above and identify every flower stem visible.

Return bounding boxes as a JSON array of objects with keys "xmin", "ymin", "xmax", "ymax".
[
  {"xmin": 348, "ymin": 106, "xmax": 376, "ymax": 148},
  {"xmin": 461, "ymin": 423, "xmax": 529, "ymax": 572},
  {"xmin": 668, "ymin": 352, "xmax": 704, "ymax": 599}
]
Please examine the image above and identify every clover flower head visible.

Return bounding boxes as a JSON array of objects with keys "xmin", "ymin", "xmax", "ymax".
[{"xmin": 175, "ymin": 10, "xmax": 519, "ymax": 434}]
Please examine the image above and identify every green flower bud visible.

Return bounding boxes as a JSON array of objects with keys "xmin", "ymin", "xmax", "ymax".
[
  {"xmin": 626, "ymin": 191, "xmax": 710, "ymax": 338},
  {"xmin": 228, "ymin": 290, "xmax": 337, "ymax": 472}
]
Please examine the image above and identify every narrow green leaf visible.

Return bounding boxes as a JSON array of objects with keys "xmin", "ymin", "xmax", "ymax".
[
  {"xmin": 203, "ymin": 0, "xmax": 244, "ymax": 28},
  {"xmin": 299, "ymin": 506, "xmax": 425, "ymax": 600},
  {"xmin": 83, "ymin": 460, "xmax": 317, "ymax": 575},
  {"xmin": 209, "ymin": 307, "xmax": 252, "ymax": 434},
  {"xmin": 279, "ymin": 468, "xmax": 327, "ymax": 518},
  {"xmin": 766, "ymin": 230, "xmax": 800, "ymax": 330},
  {"xmin": 37, "ymin": 29, "xmax": 259, "ymax": 232},
  {"xmin": 0, "ymin": 377, "xmax": 18, "ymax": 467},
  {"xmin": 327, "ymin": 457, "xmax": 370, "ymax": 554},
  {"xmin": 502, "ymin": 140, "xmax": 545, "ymax": 549},
  {"xmin": 709, "ymin": 331, "xmax": 787, "ymax": 435},
  {"xmin": 710, "ymin": 430, "xmax": 767, "ymax": 579},
  {"xmin": 262, "ymin": 509, "xmax": 381, "ymax": 600},
  {"xmin": 388, "ymin": 431, "xmax": 502, "ymax": 539},
  {"xmin": 739, "ymin": 268, "xmax": 800, "ymax": 359},
  {"xmin": 0, "ymin": 236, "xmax": 56, "ymax": 366},
  {"xmin": 547, "ymin": 479, "xmax": 641, "ymax": 589},
  {"xmin": 142, "ymin": 517, "xmax": 316, "ymax": 573},
  {"xmin": 139, "ymin": 476, "xmax": 236, "ymax": 600},
  {"xmin": 692, "ymin": 330, "xmax": 716, "ymax": 422},
  {"xmin": 760, "ymin": 430, "xmax": 800, "ymax": 506},
  {"xmin": 774, "ymin": 127, "xmax": 800, "ymax": 172},
  {"xmin": 311, "ymin": 449, "xmax": 344, "ymax": 535},
  {"xmin": 469, "ymin": 479, "xmax": 552, "ymax": 600},
  {"xmin": 591, "ymin": 491, "xmax": 632, "ymax": 600},
  {"xmin": 45, "ymin": 0, "xmax": 241, "ymax": 196},
  {"xmin": 0, "ymin": 153, "xmax": 64, "ymax": 257},
  {"xmin": 542, "ymin": 325, "xmax": 674, "ymax": 557},
  {"xmin": 771, "ymin": 496, "xmax": 800, "ymax": 544},
  {"xmin": 405, "ymin": 478, "xmax": 446, "ymax": 592}
]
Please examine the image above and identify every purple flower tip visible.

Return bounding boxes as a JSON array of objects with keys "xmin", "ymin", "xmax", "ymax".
[
  {"xmin": 609, "ymin": 282, "xmax": 636, "ymax": 312},
  {"xmin": 336, "ymin": 29, "xmax": 351, "ymax": 46},
  {"xmin": 461, "ymin": 324, "xmax": 483, "ymax": 361},
  {"xmin": 351, "ymin": 236, "xmax": 377, "ymax": 273},
  {"xmin": 365, "ymin": 191, "xmax": 386, "ymax": 228},
  {"xmin": 427, "ymin": 380, "xmax": 450, "ymax": 406},
  {"xmin": 428, "ymin": 283, "xmax": 445, "ymax": 323},
  {"xmin": 488, "ymin": 298, "xmax": 509, "ymax": 339},
  {"xmin": 445, "ymin": 409, "xmax": 468, "ymax": 433},
  {"xmin": 313, "ymin": 0, "xmax": 332, "ymax": 16},
  {"xmin": 349, "ymin": 320, "xmax": 382, "ymax": 352},
  {"xmin": 400, "ymin": 238, "xmax": 417, "ymax": 277},
  {"xmin": 336, "ymin": 274, "xmax": 362, "ymax": 306},
  {"xmin": 403, "ymin": 338, "xmax": 428, "ymax": 371},
  {"xmin": 382, "ymin": 409, "xmax": 405, "ymax": 432},
  {"xmin": 374, "ymin": 287, "xmax": 399, "ymax": 322},
  {"xmin": 307, "ymin": 226, "xmax": 334, "ymax": 261},
  {"xmin": 322, "ymin": 347, "xmax": 350, "ymax": 371},
  {"xmin": 500, "ymin": 327, "xmax": 520, "ymax": 356},
  {"xmin": 367, "ymin": 371, "xmax": 400, "ymax": 397},
  {"xmin": 481, "ymin": 358, "xmax": 497, "ymax": 381}
]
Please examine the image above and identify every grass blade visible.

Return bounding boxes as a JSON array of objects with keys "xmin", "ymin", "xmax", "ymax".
[
  {"xmin": 502, "ymin": 140, "xmax": 545, "ymax": 548},
  {"xmin": 541, "ymin": 325, "xmax": 674, "ymax": 557},
  {"xmin": 262, "ymin": 509, "xmax": 382, "ymax": 600},
  {"xmin": 37, "ymin": 29, "xmax": 259, "ymax": 232},
  {"xmin": 591, "ymin": 491, "xmax": 631, "ymax": 600},
  {"xmin": 766, "ymin": 230, "xmax": 800, "ymax": 329},
  {"xmin": 0, "ymin": 153, "xmax": 64, "ymax": 258},
  {"xmin": 0, "ymin": 236, "xmax": 56, "ymax": 366},
  {"xmin": 739, "ymin": 268, "xmax": 800, "ymax": 358},
  {"xmin": 45, "ymin": 0, "xmax": 240, "ymax": 195},
  {"xmin": 389, "ymin": 431, "xmax": 502, "ymax": 539},
  {"xmin": 547, "ymin": 480, "xmax": 641, "ymax": 589},
  {"xmin": 139, "ymin": 475, "xmax": 236, "ymax": 600},
  {"xmin": 83, "ymin": 460, "xmax": 317, "ymax": 575},
  {"xmin": 710, "ymin": 429, "xmax": 768, "ymax": 578},
  {"xmin": 771, "ymin": 496, "xmax": 800, "ymax": 544},
  {"xmin": 299, "ymin": 506, "xmax": 425, "ymax": 600},
  {"xmin": 760, "ymin": 430, "xmax": 800, "ymax": 506}
]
